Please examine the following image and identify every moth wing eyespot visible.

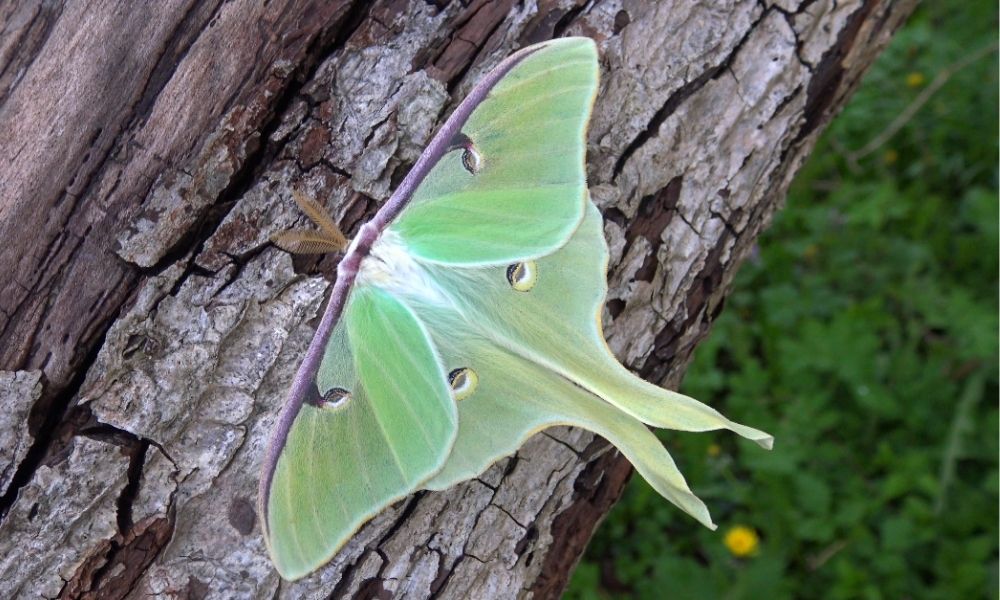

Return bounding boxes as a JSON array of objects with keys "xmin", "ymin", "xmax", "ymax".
[
  {"xmin": 320, "ymin": 387, "xmax": 351, "ymax": 408},
  {"xmin": 461, "ymin": 146, "xmax": 482, "ymax": 174},
  {"xmin": 505, "ymin": 261, "xmax": 538, "ymax": 292},
  {"xmin": 448, "ymin": 367, "xmax": 479, "ymax": 400}
]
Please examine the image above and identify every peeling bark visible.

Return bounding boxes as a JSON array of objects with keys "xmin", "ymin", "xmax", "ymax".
[{"xmin": 0, "ymin": 1, "xmax": 915, "ymax": 598}]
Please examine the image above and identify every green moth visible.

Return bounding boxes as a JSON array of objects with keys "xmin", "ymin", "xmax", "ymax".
[{"xmin": 259, "ymin": 37, "xmax": 772, "ymax": 581}]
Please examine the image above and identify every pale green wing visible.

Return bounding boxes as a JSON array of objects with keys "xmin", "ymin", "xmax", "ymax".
[
  {"xmin": 420, "ymin": 319, "xmax": 716, "ymax": 527},
  {"xmin": 388, "ymin": 37, "xmax": 599, "ymax": 265},
  {"xmin": 399, "ymin": 201, "xmax": 770, "ymax": 526},
  {"xmin": 417, "ymin": 201, "xmax": 773, "ymax": 447},
  {"xmin": 262, "ymin": 285, "xmax": 456, "ymax": 580}
]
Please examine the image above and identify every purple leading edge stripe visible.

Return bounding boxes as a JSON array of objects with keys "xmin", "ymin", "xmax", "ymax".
[{"xmin": 259, "ymin": 41, "xmax": 546, "ymax": 522}]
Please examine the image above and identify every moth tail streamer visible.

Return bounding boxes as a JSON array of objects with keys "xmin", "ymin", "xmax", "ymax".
[{"xmin": 579, "ymin": 353, "xmax": 774, "ymax": 451}]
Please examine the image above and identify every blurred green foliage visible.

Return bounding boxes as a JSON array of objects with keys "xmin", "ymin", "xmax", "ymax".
[{"xmin": 568, "ymin": 3, "xmax": 998, "ymax": 599}]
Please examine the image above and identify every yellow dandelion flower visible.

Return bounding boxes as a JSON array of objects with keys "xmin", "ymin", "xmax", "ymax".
[
  {"xmin": 707, "ymin": 443, "xmax": 722, "ymax": 457},
  {"xmin": 724, "ymin": 525, "xmax": 760, "ymax": 557},
  {"xmin": 905, "ymin": 72, "xmax": 925, "ymax": 88}
]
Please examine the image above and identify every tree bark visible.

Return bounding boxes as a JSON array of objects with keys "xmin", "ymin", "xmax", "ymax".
[{"xmin": 0, "ymin": 1, "xmax": 915, "ymax": 598}]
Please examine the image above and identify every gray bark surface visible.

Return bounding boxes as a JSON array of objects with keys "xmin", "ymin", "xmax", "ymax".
[{"xmin": 0, "ymin": 1, "xmax": 915, "ymax": 598}]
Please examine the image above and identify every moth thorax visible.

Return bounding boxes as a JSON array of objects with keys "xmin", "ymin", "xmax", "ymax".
[
  {"xmin": 320, "ymin": 387, "xmax": 351, "ymax": 409},
  {"xmin": 448, "ymin": 367, "xmax": 478, "ymax": 400},
  {"xmin": 358, "ymin": 229, "xmax": 451, "ymax": 307},
  {"xmin": 505, "ymin": 261, "xmax": 538, "ymax": 292}
]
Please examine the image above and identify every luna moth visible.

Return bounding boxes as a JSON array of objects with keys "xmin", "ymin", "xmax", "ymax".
[{"xmin": 259, "ymin": 36, "xmax": 772, "ymax": 581}]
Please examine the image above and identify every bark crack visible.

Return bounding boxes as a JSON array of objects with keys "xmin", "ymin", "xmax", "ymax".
[{"xmin": 612, "ymin": 4, "xmax": 769, "ymax": 179}]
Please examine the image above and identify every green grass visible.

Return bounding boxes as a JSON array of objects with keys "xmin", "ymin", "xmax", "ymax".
[{"xmin": 568, "ymin": 3, "xmax": 998, "ymax": 599}]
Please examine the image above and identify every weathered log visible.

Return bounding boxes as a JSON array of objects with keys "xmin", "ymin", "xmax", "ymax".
[{"xmin": 0, "ymin": 1, "xmax": 915, "ymax": 598}]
